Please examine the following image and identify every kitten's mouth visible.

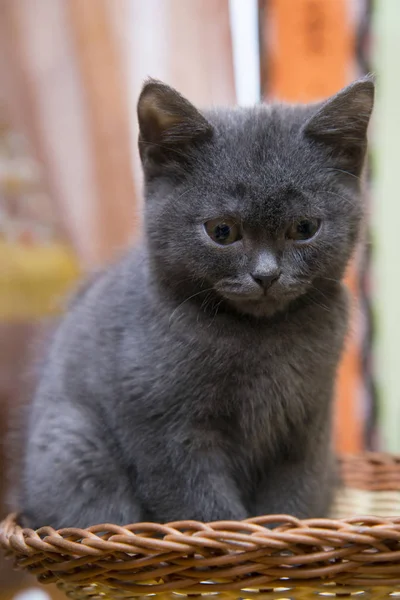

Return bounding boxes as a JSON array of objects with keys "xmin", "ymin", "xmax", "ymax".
[
  {"xmin": 216, "ymin": 280, "xmax": 308, "ymax": 303},
  {"xmin": 214, "ymin": 280, "xmax": 266, "ymax": 302},
  {"xmin": 215, "ymin": 285, "xmax": 304, "ymax": 317},
  {"xmin": 218, "ymin": 289, "xmax": 279, "ymax": 314}
]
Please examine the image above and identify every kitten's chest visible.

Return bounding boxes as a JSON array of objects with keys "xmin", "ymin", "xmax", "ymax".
[{"xmin": 189, "ymin": 312, "xmax": 341, "ymax": 457}]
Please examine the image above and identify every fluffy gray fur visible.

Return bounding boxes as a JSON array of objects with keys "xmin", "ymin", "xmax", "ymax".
[{"xmin": 19, "ymin": 77, "xmax": 374, "ymax": 528}]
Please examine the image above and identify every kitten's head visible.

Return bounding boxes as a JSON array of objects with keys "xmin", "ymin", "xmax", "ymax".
[{"xmin": 138, "ymin": 78, "xmax": 374, "ymax": 317}]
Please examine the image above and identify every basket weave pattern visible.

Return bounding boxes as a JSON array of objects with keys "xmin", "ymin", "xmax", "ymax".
[{"xmin": 2, "ymin": 454, "xmax": 400, "ymax": 599}]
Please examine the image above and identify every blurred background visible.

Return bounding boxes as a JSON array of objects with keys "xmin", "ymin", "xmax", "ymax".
[{"xmin": 0, "ymin": 0, "xmax": 399, "ymax": 597}]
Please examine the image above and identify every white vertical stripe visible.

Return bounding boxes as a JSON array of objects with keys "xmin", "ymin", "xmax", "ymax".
[
  {"xmin": 127, "ymin": 0, "xmax": 170, "ymax": 196},
  {"xmin": 373, "ymin": 0, "xmax": 400, "ymax": 452},
  {"xmin": 229, "ymin": 0, "xmax": 260, "ymax": 105}
]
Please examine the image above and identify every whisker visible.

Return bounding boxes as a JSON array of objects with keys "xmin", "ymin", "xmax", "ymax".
[
  {"xmin": 169, "ymin": 287, "xmax": 214, "ymax": 327},
  {"xmin": 175, "ymin": 187, "xmax": 197, "ymax": 201},
  {"xmin": 321, "ymin": 189, "xmax": 353, "ymax": 206},
  {"xmin": 307, "ymin": 292, "xmax": 332, "ymax": 313},
  {"xmin": 311, "ymin": 284, "xmax": 333, "ymax": 305},
  {"xmin": 320, "ymin": 276, "xmax": 342, "ymax": 284},
  {"xmin": 198, "ymin": 291, "xmax": 213, "ymax": 322},
  {"xmin": 208, "ymin": 299, "xmax": 223, "ymax": 328},
  {"xmin": 323, "ymin": 167, "xmax": 361, "ymax": 182}
]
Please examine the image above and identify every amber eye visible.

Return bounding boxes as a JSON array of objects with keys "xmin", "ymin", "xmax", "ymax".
[
  {"xmin": 286, "ymin": 218, "xmax": 320, "ymax": 242},
  {"xmin": 204, "ymin": 218, "xmax": 242, "ymax": 245}
]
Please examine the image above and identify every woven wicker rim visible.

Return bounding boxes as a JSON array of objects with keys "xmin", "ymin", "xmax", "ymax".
[{"xmin": 2, "ymin": 453, "xmax": 400, "ymax": 594}]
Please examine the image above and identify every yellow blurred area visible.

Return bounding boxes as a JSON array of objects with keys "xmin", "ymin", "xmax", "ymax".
[{"xmin": 0, "ymin": 241, "xmax": 80, "ymax": 319}]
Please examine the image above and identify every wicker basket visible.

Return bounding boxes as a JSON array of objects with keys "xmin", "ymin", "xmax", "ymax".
[{"xmin": 2, "ymin": 454, "xmax": 400, "ymax": 600}]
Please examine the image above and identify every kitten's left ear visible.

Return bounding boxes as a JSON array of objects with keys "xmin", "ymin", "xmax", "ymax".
[
  {"xmin": 137, "ymin": 79, "xmax": 213, "ymax": 176},
  {"xmin": 302, "ymin": 77, "xmax": 374, "ymax": 175}
]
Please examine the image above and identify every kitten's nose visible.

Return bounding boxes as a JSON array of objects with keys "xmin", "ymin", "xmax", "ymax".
[{"xmin": 251, "ymin": 270, "xmax": 281, "ymax": 290}]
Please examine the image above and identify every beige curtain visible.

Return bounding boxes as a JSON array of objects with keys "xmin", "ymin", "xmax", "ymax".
[{"xmin": 0, "ymin": 0, "xmax": 235, "ymax": 268}]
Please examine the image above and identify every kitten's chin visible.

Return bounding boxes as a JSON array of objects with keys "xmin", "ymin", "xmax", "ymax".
[{"xmin": 224, "ymin": 296, "xmax": 292, "ymax": 318}]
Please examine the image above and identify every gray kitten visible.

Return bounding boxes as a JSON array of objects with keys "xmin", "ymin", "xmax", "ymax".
[{"xmin": 20, "ymin": 77, "xmax": 374, "ymax": 528}]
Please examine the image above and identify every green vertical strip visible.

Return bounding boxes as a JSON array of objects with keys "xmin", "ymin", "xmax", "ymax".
[{"xmin": 373, "ymin": 0, "xmax": 400, "ymax": 452}]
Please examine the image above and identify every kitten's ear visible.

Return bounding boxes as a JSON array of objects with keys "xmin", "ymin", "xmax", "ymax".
[
  {"xmin": 137, "ymin": 79, "xmax": 213, "ymax": 174},
  {"xmin": 302, "ymin": 77, "xmax": 374, "ymax": 175}
]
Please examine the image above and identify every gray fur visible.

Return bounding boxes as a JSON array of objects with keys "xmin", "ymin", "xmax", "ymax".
[{"xmin": 19, "ymin": 78, "xmax": 374, "ymax": 528}]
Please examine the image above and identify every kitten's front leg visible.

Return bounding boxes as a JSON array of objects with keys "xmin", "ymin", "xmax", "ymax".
[
  {"xmin": 21, "ymin": 403, "xmax": 143, "ymax": 529},
  {"xmin": 135, "ymin": 435, "xmax": 248, "ymax": 522},
  {"xmin": 254, "ymin": 448, "xmax": 336, "ymax": 519}
]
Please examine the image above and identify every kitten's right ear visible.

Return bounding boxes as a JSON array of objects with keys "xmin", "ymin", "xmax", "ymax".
[
  {"xmin": 302, "ymin": 77, "xmax": 374, "ymax": 176},
  {"xmin": 137, "ymin": 79, "xmax": 213, "ymax": 175}
]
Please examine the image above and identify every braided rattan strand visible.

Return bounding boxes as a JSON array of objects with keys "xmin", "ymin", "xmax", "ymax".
[{"xmin": 1, "ymin": 454, "xmax": 400, "ymax": 597}]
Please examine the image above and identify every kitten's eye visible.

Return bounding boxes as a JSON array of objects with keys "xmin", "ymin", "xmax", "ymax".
[
  {"xmin": 286, "ymin": 218, "xmax": 320, "ymax": 242},
  {"xmin": 204, "ymin": 218, "xmax": 242, "ymax": 245}
]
